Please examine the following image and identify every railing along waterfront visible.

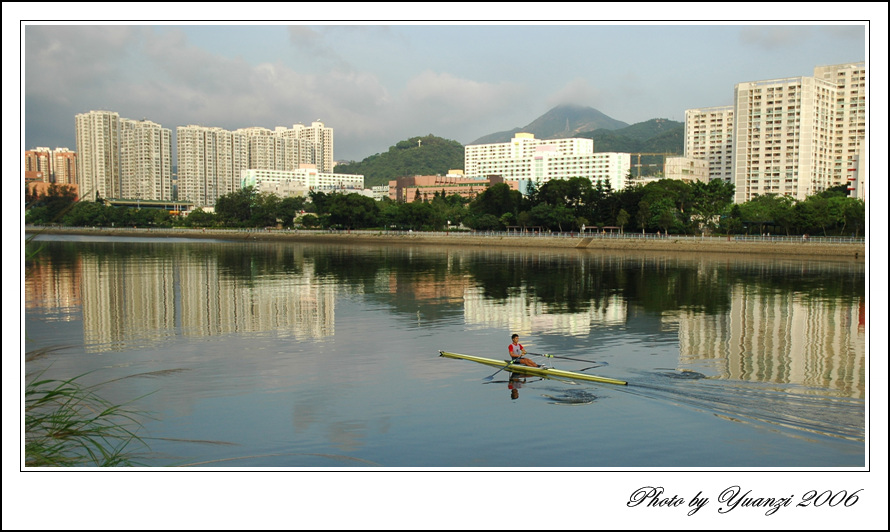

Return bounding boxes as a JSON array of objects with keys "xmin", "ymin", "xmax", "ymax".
[{"xmin": 25, "ymin": 225, "xmax": 866, "ymax": 245}]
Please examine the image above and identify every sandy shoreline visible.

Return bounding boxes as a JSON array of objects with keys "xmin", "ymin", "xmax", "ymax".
[{"xmin": 27, "ymin": 226, "xmax": 866, "ymax": 260}]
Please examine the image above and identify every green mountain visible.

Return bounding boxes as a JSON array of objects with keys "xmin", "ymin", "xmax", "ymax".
[
  {"xmin": 335, "ymin": 134, "xmax": 465, "ymax": 188},
  {"xmin": 469, "ymin": 104, "xmax": 630, "ymax": 145},
  {"xmin": 577, "ymin": 118, "xmax": 684, "ymax": 153}
]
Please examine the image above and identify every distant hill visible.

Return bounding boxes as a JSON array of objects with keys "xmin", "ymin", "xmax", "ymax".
[
  {"xmin": 334, "ymin": 134, "xmax": 465, "ymax": 188},
  {"xmin": 469, "ymin": 104, "xmax": 630, "ymax": 145},
  {"xmin": 470, "ymin": 108, "xmax": 684, "ymax": 175},
  {"xmin": 335, "ymin": 114, "xmax": 686, "ymax": 188},
  {"xmin": 577, "ymin": 118, "xmax": 684, "ymax": 153}
]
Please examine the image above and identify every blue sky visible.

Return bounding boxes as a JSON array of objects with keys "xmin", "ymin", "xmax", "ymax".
[{"xmin": 14, "ymin": 15, "xmax": 876, "ymax": 162}]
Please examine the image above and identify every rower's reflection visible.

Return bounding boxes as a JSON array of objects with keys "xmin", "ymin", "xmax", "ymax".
[{"xmin": 508, "ymin": 373, "xmax": 526, "ymax": 400}]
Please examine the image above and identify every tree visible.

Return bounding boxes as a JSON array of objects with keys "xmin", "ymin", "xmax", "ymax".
[
  {"xmin": 636, "ymin": 200, "xmax": 652, "ymax": 234},
  {"xmin": 768, "ymin": 195, "xmax": 797, "ymax": 236},
  {"xmin": 641, "ymin": 179, "xmax": 693, "ymax": 233},
  {"xmin": 575, "ymin": 216, "xmax": 589, "ymax": 232},
  {"xmin": 804, "ymin": 195, "xmax": 844, "ymax": 236},
  {"xmin": 616, "ymin": 209, "xmax": 630, "ymax": 233},
  {"xmin": 182, "ymin": 209, "xmax": 216, "ymax": 227},
  {"xmin": 250, "ymin": 192, "xmax": 282, "ymax": 228},
  {"xmin": 327, "ymin": 193, "xmax": 381, "ymax": 229},
  {"xmin": 465, "ymin": 213, "xmax": 501, "ymax": 231},
  {"xmin": 24, "ymin": 184, "xmax": 79, "ymax": 225},
  {"xmin": 611, "ymin": 183, "xmax": 644, "ymax": 231},
  {"xmin": 62, "ymin": 202, "xmax": 110, "ymax": 227},
  {"xmin": 579, "ymin": 179, "xmax": 610, "ymax": 225},
  {"xmin": 215, "ymin": 187, "xmax": 256, "ymax": 227},
  {"xmin": 308, "ymin": 190, "xmax": 332, "ymax": 214},
  {"xmin": 720, "ymin": 204, "xmax": 744, "ymax": 235},
  {"xmin": 516, "ymin": 211, "xmax": 533, "ymax": 231},
  {"xmin": 529, "ymin": 203, "xmax": 575, "ymax": 232},
  {"xmin": 277, "ymin": 196, "xmax": 307, "ymax": 228},
  {"xmin": 689, "ymin": 180, "xmax": 734, "ymax": 235},
  {"xmin": 841, "ymin": 198, "xmax": 865, "ymax": 237},
  {"xmin": 738, "ymin": 194, "xmax": 778, "ymax": 235},
  {"xmin": 655, "ymin": 200, "xmax": 676, "ymax": 234},
  {"xmin": 469, "ymin": 182, "xmax": 522, "ymax": 220},
  {"xmin": 538, "ymin": 177, "xmax": 591, "ymax": 210},
  {"xmin": 300, "ymin": 214, "xmax": 320, "ymax": 228},
  {"xmin": 430, "ymin": 192, "xmax": 466, "ymax": 229}
]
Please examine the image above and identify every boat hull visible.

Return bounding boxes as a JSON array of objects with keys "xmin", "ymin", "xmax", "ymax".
[{"xmin": 439, "ymin": 351, "xmax": 627, "ymax": 386}]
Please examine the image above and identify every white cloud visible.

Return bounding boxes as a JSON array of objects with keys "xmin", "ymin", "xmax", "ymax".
[
  {"xmin": 26, "ymin": 26, "xmax": 142, "ymax": 101},
  {"xmin": 545, "ymin": 78, "xmax": 604, "ymax": 109},
  {"xmin": 402, "ymin": 70, "xmax": 525, "ymax": 125}
]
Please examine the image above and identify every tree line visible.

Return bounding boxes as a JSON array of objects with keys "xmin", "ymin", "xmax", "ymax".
[{"xmin": 25, "ymin": 178, "xmax": 865, "ymax": 237}]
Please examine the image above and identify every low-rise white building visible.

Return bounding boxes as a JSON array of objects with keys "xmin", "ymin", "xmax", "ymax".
[
  {"xmin": 664, "ymin": 157, "xmax": 708, "ymax": 183},
  {"xmin": 465, "ymin": 133, "xmax": 631, "ymax": 191},
  {"xmin": 241, "ymin": 166, "xmax": 364, "ymax": 198}
]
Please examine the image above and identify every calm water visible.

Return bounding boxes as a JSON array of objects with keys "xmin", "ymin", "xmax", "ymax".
[{"xmin": 24, "ymin": 234, "xmax": 866, "ymax": 469}]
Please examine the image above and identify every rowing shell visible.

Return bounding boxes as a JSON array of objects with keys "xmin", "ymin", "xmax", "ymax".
[{"xmin": 439, "ymin": 351, "xmax": 628, "ymax": 386}]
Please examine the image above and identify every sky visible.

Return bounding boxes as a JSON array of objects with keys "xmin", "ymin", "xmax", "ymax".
[{"xmin": 12, "ymin": 13, "xmax": 879, "ymax": 163}]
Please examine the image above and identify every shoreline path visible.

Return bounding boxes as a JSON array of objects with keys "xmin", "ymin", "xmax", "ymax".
[{"xmin": 27, "ymin": 226, "xmax": 866, "ymax": 260}]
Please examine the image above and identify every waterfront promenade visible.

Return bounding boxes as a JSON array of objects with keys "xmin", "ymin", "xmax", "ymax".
[{"xmin": 26, "ymin": 226, "xmax": 866, "ymax": 259}]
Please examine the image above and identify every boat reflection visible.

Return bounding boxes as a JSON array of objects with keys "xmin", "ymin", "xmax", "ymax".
[{"xmin": 499, "ymin": 372, "xmax": 597, "ymax": 405}]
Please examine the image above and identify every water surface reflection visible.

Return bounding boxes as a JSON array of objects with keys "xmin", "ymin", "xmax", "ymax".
[
  {"xmin": 24, "ymin": 237, "xmax": 866, "ymax": 466},
  {"xmin": 26, "ymin": 239, "xmax": 862, "ymax": 395}
]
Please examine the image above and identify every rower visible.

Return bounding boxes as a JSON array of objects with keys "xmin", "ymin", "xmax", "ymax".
[{"xmin": 508, "ymin": 334, "xmax": 544, "ymax": 368}]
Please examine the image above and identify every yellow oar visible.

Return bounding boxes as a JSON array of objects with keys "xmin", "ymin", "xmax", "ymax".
[{"xmin": 483, "ymin": 357, "xmax": 519, "ymax": 381}]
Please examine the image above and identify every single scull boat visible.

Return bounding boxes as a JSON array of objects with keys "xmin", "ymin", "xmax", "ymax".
[{"xmin": 439, "ymin": 351, "xmax": 627, "ymax": 386}]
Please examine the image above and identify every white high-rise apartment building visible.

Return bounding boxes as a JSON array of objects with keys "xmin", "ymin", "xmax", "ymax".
[
  {"xmin": 684, "ymin": 106, "xmax": 734, "ymax": 183},
  {"xmin": 685, "ymin": 62, "xmax": 866, "ymax": 204},
  {"xmin": 299, "ymin": 121, "xmax": 334, "ymax": 173},
  {"xmin": 813, "ymin": 62, "xmax": 866, "ymax": 200},
  {"xmin": 274, "ymin": 122, "xmax": 334, "ymax": 173},
  {"xmin": 119, "ymin": 119, "xmax": 173, "ymax": 201},
  {"xmin": 465, "ymin": 133, "xmax": 630, "ymax": 191},
  {"xmin": 75, "ymin": 110, "xmax": 120, "ymax": 201},
  {"xmin": 179, "ymin": 121, "xmax": 335, "ymax": 207},
  {"xmin": 177, "ymin": 125, "xmax": 249, "ymax": 207},
  {"xmin": 235, "ymin": 127, "xmax": 285, "ymax": 170},
  {"xmin": 732, "ymin": 75, "xmax": 838, "ymax": 203}
]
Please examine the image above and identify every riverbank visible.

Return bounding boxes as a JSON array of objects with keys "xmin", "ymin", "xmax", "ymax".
[{"xmin": 27, "ymin": 226, "xmax": 866, "ymax": 259}]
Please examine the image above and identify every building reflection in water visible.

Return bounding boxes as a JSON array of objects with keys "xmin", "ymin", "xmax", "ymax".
[
  {"xmin": 25, "ymin": 244, "xmax": 863, "ymax": 397},
  {"xmin": 669, "ymin": 286, "xmax": 864, "ymax": 397}
]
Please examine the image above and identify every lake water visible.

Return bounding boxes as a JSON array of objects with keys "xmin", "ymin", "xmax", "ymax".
[
  {"xmin": 21, "ymin": 234, "xmax": 874, "ymax": 526},
  {"xmin": 23, "ymin": 233, "xmax": 866, "ymax": 463}
]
